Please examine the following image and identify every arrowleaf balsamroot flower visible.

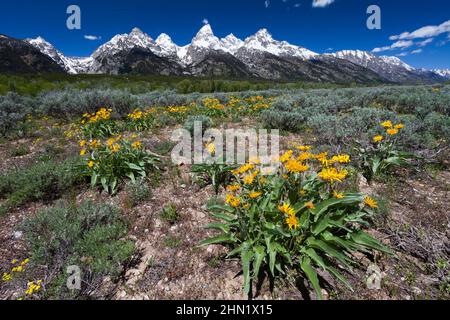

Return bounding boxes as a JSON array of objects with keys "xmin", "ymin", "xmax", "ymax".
[
  {"xmin": 226, "ymin": 194, "xmax": 241, "ymax": 208},
  {"xmin": 364, "ymin": 196, "xmax": 378, "ymax": 209},
  {"xmin": 285, "ymin": 159, "xmax": 309, "ymax": 174},
  {"xmin": 373, "ymin": 135, "xmax": 384, "ymax": 143},
  {"xmin": 227, "ymin": 184, "xmax": 241, "ymax": 192},
  {"xmin": 279, "ymin": 203, "xmax": 295, "ymax": 216},
  {"xmin": 333, "ymin": 191, "xmax": 345, "ymax": 199},
  {"xmin": 249, "ymin": 191, "xmax": 262, "ymax": 199},
  {"xmin": 318, "ymin": 167, "xmax": 349, "ymax": 183},
  {"xmin": 387, "ymin": 128, "xmax": 399, "ymax": 136},
  {"xmin": 305, "ymin": 201, "xmax": 315, "ymax": 209},
  {"xmin": 381, "ymin": 120, "xmax": 393, "ymax": 128},
  {"xmin": 285, "ymin": 214, "xmax": 299, "ymax": 230}
]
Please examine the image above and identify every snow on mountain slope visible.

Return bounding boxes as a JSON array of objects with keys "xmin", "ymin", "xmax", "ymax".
[
  {"xmin": 176, "ymin": 24, "xmax": 228, "ymax": 65},
  {"xmin": 92, "ymin": 28, "xmax": 159, "ymax": 59},
  {"xmin": 26, "ymin": 37, "xmax": 93, "ymax": 73},
  {"xmin": 242, "ymin": 29, "xmax": 318, "ymax": 60},
  {"xmin": 221, "ymin": 34, "xmax": 244, "ymax": 54},
  {"xmin": 155, "ymin": 33, "xmax": 179, "ymax": 57},
  {"xmin": 433, "ymin": 69, "xmax": 450, "ymax": 79},
  {"xmin": 24, "ymin": 25, "xmax": 447, "ymax": 83}
]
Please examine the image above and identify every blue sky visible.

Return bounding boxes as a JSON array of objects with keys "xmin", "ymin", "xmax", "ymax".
[{"xmin": 0, "ymin": 0, "xmax": 449, "ymax": 69}]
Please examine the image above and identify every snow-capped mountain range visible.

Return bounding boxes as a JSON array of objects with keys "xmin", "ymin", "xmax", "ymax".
[{"xmin": 7, "ymin": 24, "xmax": 449, "ymax": 82}]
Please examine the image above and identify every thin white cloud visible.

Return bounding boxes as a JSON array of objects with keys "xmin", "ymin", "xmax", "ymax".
[
  {"xmin": 372, "ymin": 40, "xmax": 414, "ymax": 53},
  {"xmin": 390, "ymin": 20, "xmax": 450, "ymax": 40},
  {"xmin": 312, "ymin": 0, "xmax": 335, "ymax": 8},
  {"xmin": 417, "ymin": 38, "xmax": 433, "ymax": 47},
  {"xmin": 84, "ymin": 35, "xmax": 101, "ymax": 41},
  {"xmin": 265, "ymin": 0, "xmax": 270, "ymax": 8},
  {"xmin": 396, "ymin": 52, "xmax": 408, "ymax": 57},
  {"xmin": 294, "ymin": 3, "xmax": 301, "ymax": 8},
  {"xmin": 411, "ymin": 49, "xmax": 423, "ymax": 54}
]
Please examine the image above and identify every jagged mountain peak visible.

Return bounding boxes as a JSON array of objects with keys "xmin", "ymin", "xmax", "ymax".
[
  {"xmin": 254, "ymin": 28, "xmax": 272, "ymax": 38},
  {"xmin": 242, "ymin": 28, "xmax": 317, "ymax": 60},
  {"xmin": 196, "ymin": 24, "xmax": 214, "ymax": 36},
  {"xmin": 156, "ymin": 33, "xmax": 173, "ymax": 43},
  {"xmin": 93, "ymin": 27, "xmax": 157, "ymax": 59},
  {"xmin": 17, "ymin": 25, "xmax": 447, "ymax": 84},
  {"xmin": 155, "ymin": 33, "xmax": 179, "ymax": 57},
  {"xmin": 221, "ymin": 34, "xmax": 244, "ymax": 54},
  {"xmin": 433, "ymin": 69, "xmax": 450, "ymax": 78},
  {"xmin": 191, "ymin": 24, "xmax": 223, "ymax": 50},
  {"xmin": 130, "ymin": 27, "xmax": 145, "ymax": 35}
]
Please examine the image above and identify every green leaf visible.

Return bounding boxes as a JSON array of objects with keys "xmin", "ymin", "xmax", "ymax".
[
  {"xmin": 312, "ymin": 214, "xmax": 332, "ymax": 235},
  {"xmin": 350, "ymin": 231, "xmax": 393, "ymax": 254},
  {"xmin": 307, "ymin": 238, "xmax": 353, "ymax": 269},
  {"xmin": 326, "ymin": 265, "xmax": 353, "ymax": 292},
  {"xmin": 127, "ymin": 162, "xmax": 143, "ymax": 171},
  {"xmin": 268, "ymin": 243, "xmax": 277, "ymax": 277},
  {"xmin": 208, "ymin": 204, "xmax": 235, "ymax": 214},
  {"xmin": 211, "ymin": 212, "xmax": 237, "ymax": 223},
  {"xmin": 311, "ymin": 194, "xmax": 364, "ymax": 219},
  {"xmin": 227, "ymin": 244, "xmax": 244, "ymax": 258},
  {"xmin": 305, "ymin": 248, "xmax": 327, "ymax": 271},
  {"xmin": 242, "ymin": 243, "xmax": 254, "ymax": 296},
  {"xmin": 101, "ymin": 177, "xmax": 108, "ymax": 193},
  {"xmin": 204, "ymin": 222, "xmax": 230, "ymax": 233},
  {"xmin": 126, "ymin": 172, "xmax": 136, "ymax": 183},
  {"xmin": 198, "ymin": 234, "xmax": 233, "ymax": 247},
  {"xmin": 300, "ymin": 257, "xmax": 323, "ymax": 300},
  {"xmin": 253, "ymin": 246, "xmax": 265, "ymax": 279},
  {"xmin": 91, "ymin": 172, "xmax": 98, "ymax": 188}
]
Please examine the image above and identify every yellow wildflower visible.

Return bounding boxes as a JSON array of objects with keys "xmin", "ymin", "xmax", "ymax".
[
  {"xmin": 89, "ymin": 139, "xmax": 101, "ymax": 148},
  {"xmin": 297, "ymin": 152, "xmax": 313, "ymax": 162},
  {"xmin": 285, "ymin": 214, "xmax": 299, "ymax": 230},
  {"xmin": 318, "ymin": 168, "xmax": 349, "ymax": 183},
  {"xmin": 248, "ymin": 157, "xmax": 261, "ymax": 165},
  {"xmin": 132, "ymin": 141, "xmax": 143, "ymax": 149},
  {"xmin": 333, "ymin": 191, "xmax": 345, "ymax": 199},
  {"xmin": 395, "ymin": 124, "xmax": 404, "ymax": 130},
  {"xmin": 80, "ymin": 149, "xmax": 86, "ymax": 156},
  {"xmin": 387, "ymin": 128, "xmax": 399, "ymax": 136},
  {"xmin": 331, "ymin": 154, "xmax": 351, "ymax": 164},
  {"xmin": 279, "ymin": 203, "xmax": 295, "ymax": 216},
  {"xmin": 381, "ymin": 121, "xmax": 393, "ymax": 128},
  {"xmin": 2, "ymin": 273, "xmax": 11, "ymax": 282},
  {"xmin": 243, "ymin": 171, "xmax": 259, "ymax": 185},
  {"xmin": 227, "ymin": 184, "xmax": 241, "ymax": 192},
  {"xmin": 110, "ymin": 144, "xmax": 121, "ymax": 153},
  {"xmin": 79, "ymin": 140, "xmax": 87, "ymax": 148},
  {"xmin": 249, "ymin": 191, "xmax": 262, "ymax": 199},
  {"xmin": 226, "ymin": 194, "xmax": 241, "ymax": 208},
  {"xmin": 285, "ymin": 159, "xmax": 309, "ymax": 174},
  {"xmin": 373, "ymin": 135, "xmax": 384, "ymax": 143},
  {"xmin": 88, "ymin": 161, "xmax": 95, "ymax": 168},
  {"xmin": 280, "ymin": 150, "xmax": 293, "ymax": 163},
  {"xmin": 231, "ymin": 164, "xmax": 255, "ymax": 175},
  {"xmin": 364, "ymin": 196, "xmax": 378, "ymax": 209},
  {"xmin": 205, "ymin": 142, "xmax": 216, "ymax": 155},
  {"xmin": 305, "ymin": 201, "xmax": 315, "ymax": 209},
  {"xmin": 296, "ymin": 145, "xmax": 312, "ymax": 151}
]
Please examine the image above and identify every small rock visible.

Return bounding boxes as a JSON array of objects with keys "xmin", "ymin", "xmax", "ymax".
[
  {"xmin": 412, "ymin": 287, "xmax": 422, "ymax": 296},
  {"xmin": 13, "ymin": 231, "xmax": 23, "ymax": 239}
]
